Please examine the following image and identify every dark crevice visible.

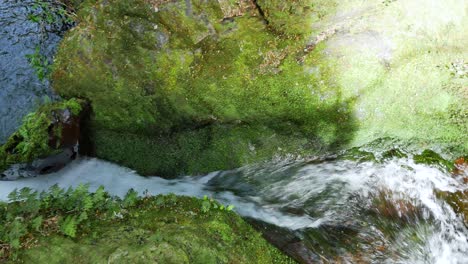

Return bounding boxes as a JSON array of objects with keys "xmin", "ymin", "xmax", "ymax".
[{"xmin": 252, "ymin": 0, "xmax": 269, "ymax": 25}]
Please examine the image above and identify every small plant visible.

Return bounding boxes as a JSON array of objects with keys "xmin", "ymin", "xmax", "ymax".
[
  {"xmin": 25, "ymin": 46, "xmax": 52, "ymax": 82},
  {"xmin": 27, "ymin": 0, "xmax": 76, "ymax": 27},
  {"xmin": 201, "ymin": 195, "xmax": 234, "ymax": 213},
  {"xmin": 382, "ymin": 0, "xmax": 397, "ymax": 6},
  {"xmin": 25, "ymin": 0, "xmax": 78, "ymax": 82},
  {"xmin": 0, "ymin": 184, "xmax": 113, "ymax": 260}
]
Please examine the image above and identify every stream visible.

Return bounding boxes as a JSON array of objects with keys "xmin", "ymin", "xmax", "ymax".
[
  {"xmin": 1, "ymin": 0, "xmax": 467, "ymax": 263},
  {"xmin": 0, "ymin": 155, "xmax": 466, "ymax": 263}
]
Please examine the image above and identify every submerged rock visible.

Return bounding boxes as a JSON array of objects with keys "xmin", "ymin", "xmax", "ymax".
[
  {"xmin": 436, "ymin": 157, "xmax": 468, "ymax": 226},
  {"xmin": 0, "ymin": 99, "xmax": 88, "ymax": 180}
]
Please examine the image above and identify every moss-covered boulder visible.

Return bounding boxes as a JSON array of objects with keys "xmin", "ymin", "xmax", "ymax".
[
  {"xmin": 52, "ymin": 0, "xmax": 355, "ymax": 177},
  {"xmin": 0, "ymin": 99, "xmax": 86, "ymax": 179},
  {"xmin": 0, "ymin": 186, "xmax": 292, "ymax": 263}
]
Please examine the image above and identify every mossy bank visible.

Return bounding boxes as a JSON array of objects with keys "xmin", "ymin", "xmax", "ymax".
[{"xmin": 0, "ymin": 186, "xmax": 293, "ymax": 263}]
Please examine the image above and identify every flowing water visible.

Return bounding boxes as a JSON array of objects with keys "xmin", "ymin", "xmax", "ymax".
[{"xmin": 0, "ymin": 156, "xmax": 466, "ymax": 263}]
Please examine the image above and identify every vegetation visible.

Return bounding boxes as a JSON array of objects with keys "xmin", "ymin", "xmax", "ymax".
[
  {"xmin": 0, "ymin": 185, "xmax": 293, "ymax": 263},
  {"xmin": 0, "ymin": 99, "xmax": 83, "ymax": 172},
  {"xmin": 25, "ymin": 46, "xmax": 52, "ymax": 82},
  {"xmin": 27, "ymin": 0, "xmax": 81, "ymax": 27}
]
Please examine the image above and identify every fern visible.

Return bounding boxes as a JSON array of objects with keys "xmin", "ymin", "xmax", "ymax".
[
  {"xmin": 123, "ymin": 189, "xmax": 139, "ymax": 208},
  {"xmin": 59, "ymin": 216, "xmax": 77, "ymax": 238},
  {"xmin": 31, "ymin": 216, "xmax": 43, "ymax": 232}
]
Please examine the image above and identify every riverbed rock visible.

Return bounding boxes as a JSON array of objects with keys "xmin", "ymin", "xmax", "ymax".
[
  {"xmin": 436, "ymin": 157, "xmax": 468, "ymax": 226},
  {"xmin": 0, "ymin": 99, "xmax": 87, "ymax": 180},
  {"xmin": 52, "ymin": 0, "xmax": 356, "ymax": 177},
  {"xmin": 247, "ymin": 218, "xmax": 319, "ymax": 264},
  {"xmin": 370, "ymin": 189, "xmax": 422, "ymax": 224}
]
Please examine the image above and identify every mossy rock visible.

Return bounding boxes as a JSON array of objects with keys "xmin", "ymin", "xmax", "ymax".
[
  {"xmin": 436, "ymin": 190, "xmax": 468, "ymax": 227},
  {"xmin": 413, "ymin": 149, "xmax": 455, "ymax": 171},
  {"xmin": 0, "ymin": 99, "xmax": 84, "ymax": 173},
  {"xmin": 1, "ymin": 187, "xmax": 293, "ymax": 263},
  {"xmin": 338, "ymin": 147, "xmax": 376, "ymax": 163},
  {"xmin": 52, "ymin": 0, "xmax": 356, "ymax": 177}
]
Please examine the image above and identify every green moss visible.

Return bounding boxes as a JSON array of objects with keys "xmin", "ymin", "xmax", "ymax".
[
  {"xmin": 1, "ymin": 187, "xmax": 293, "ymax": 263},
  {"xmin": 339, "ymin": 147, "xmax": 376, "ymax": 163},
  {"xmin": 52, "ymin": 0, "xmax": 356, "ymax": 176},
  {"xmin": 413, "ymin": 149, "xmax": 455, "ymax": 171},
  {"xmin": 381, "ymin": 149, "xmax": 408, "ymax": 160},
  {"xmin": 0, "ymin": 99, "xmax": 84, "ymax": 172}
]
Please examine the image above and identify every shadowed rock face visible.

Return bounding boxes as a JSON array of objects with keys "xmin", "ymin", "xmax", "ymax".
[{"xmin": 0, "ymin": 0, "xmax": 68, "ymax": 144}]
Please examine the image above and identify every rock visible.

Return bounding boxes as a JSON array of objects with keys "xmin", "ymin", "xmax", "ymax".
[
  {"xmin": 436, "ymin": 190, "xmax": 468, "ymax": 227},
  {"xmin": 436, "ymin": 156, "xmax": 468, "ymax": 226},
  {"xmin": 370, "ymin": 189, "xmax": 421, "ymax": 224},
  {"xmin": 339, "ymin": 147, "xmax": 376, "ymax": 163},
  {"xmin": 0, "ymin": 0, "xmax": 65, "ymax": 144},
  {"xmin": 52, "ymin": 0, "xmax": 356, "ymax": 177},
  {"xmin": 452, "ymin": 156, "xmax": 467, "ymax": 178},
  {"xmin": 381, "ymin": 148, "xmax": 407, "ymax": 160},
  {"xmin": 0, "ymin": 99, "xmax": 87, "ymax": 180},
  {"xmin": 247, "ymin": 218, "xmax": 320, "ymax": 264}
]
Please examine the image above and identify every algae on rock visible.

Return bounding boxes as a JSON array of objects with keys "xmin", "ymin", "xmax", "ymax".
[{"xmin": 52, "ymin": 0, "xmax": 356, "ymax": 177}]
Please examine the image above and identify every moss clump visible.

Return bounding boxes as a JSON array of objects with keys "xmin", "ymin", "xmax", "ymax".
[
  {"xmin": 413, "ymin": 149, "xmax": 455, "ymax": 171},
  {"xmin": 381, "ymin": 148, "xmax": 408, "ymax": 160},
  {"xmin": 0, "ymin": 186, "xmax": 293, "ymax": 263},
  {"xmin": 0, "ymin": 99, "xmax": 83, "ymax": 172},
  {"xmin": 52, "ymin": 0, "xmax": 356, "ymax": 176},
  {"xmin": 338, "ymin": 147, "xmax": 376, "ymax": 163}
]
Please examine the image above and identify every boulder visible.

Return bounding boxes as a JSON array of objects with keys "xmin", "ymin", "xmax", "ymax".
[{"xmin": 52, "ymin": 0, "xmax": 356, "ymax": 177}]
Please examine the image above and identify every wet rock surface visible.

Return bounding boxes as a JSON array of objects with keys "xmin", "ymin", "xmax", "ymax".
[{"xmin": 0, "ymin": 0, "xmax": 65, "ymax": 144}]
